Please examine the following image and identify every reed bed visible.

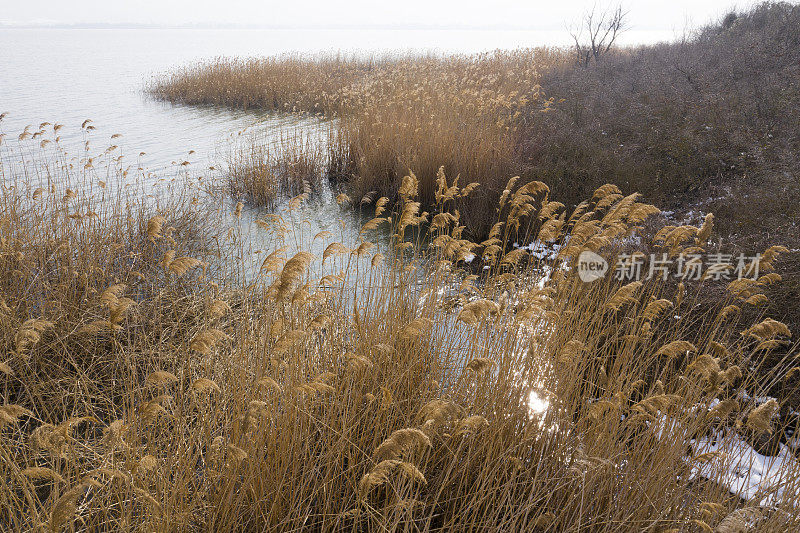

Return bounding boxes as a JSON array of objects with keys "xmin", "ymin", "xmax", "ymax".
[
  {"xmin": 151, "ymin": 2, "xmax": 800, "ymax": 247},
  {"xmin": 152, "ymin": 1, "xmax": 800, "ymax": 351},
  {"xmin": 149, "ymin": 53, "xmax": 394, "ymax": 114},
  {"xmin": 2, "ymin": 127, "xmax": 799, "ymax": 531},
  {"xmin": 151, "ymin": 50, "xmax": 564, "ymax": 238},
  {"xmin": 226, "ymin": 129, "xmax": 327, "ymax": 206}
]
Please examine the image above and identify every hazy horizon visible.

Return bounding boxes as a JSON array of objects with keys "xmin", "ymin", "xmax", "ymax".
[{"xmin": 0, "ymin": 1, "xmax": 761, "ymax": 34}]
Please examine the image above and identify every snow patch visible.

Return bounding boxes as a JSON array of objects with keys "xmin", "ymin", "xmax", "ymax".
[{"xmin": 691, "ymin": 430, "xmax": 798, "ymax": 506}]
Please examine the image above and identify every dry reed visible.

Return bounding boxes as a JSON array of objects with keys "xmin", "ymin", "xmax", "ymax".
[{"xmin": 1, "ymin": 127, "xmax": 799, "ymax": 531}]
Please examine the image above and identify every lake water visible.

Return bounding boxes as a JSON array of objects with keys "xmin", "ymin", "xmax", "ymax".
[
  {"xmin": 0, "ymin": 27, "xmax": 671, "ymax": 280},
  {"xmin": 0, "ymin": 28, "xmax": 673, "ymax": 171}
]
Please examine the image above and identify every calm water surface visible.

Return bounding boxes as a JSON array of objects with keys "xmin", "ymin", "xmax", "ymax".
[
  {"xmin": 0, "ymin": 27, "xmax": 669, "ymax": 280},
  {"xmin": 0, "ymin": 27, "xmax": 672, "ymax": 170}
]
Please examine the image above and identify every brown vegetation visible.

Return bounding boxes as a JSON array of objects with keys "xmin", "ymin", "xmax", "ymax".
[
  {"xmin": 152, "ymin": 49, "xmax": 561, "ymax": 237},
  {"xmin": 151, "ymin": 1, "xmax": 800, "ymax": 335},
  {"xmin": 1, "ymin": 130, "xmax": 800, "ymax": 530},
  {"xmin": 226, "ymin": 129, "xmax": 326, "ymax": 205},
  {"xmin": 528, "ymin": 1, "xmax": 800, "ymax": 208},
  {"xmin": 1, "ymin": 2, "xmax": 798, "ymax": 530},
  {"xmin": 151, "ymin": 3, "xmax": 800, "ymax": 243}
]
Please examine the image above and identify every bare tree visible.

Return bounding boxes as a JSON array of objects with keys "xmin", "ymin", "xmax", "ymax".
[{"xmin": 569, "ymin": 4, "xmax": 628, "ymax": 66}]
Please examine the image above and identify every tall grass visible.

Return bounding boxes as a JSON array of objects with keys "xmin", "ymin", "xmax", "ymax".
[
  {"xmin": 150, "ymin": 3, "xmax": 800, "ymax": 243},
  {"xmin": 2, "ymin": 129, "xmax": 799, "ymax": 531},
  {"xmin": 149, "ymin": 53, "xmax": 395, "ymax": 114},
  {"xmin": 328, "ymin": 50, "xmax": 551, "ymax": 236},
  {"xmin": 226, "ymin": 128, "xmax": 327, "ymax": 206},
  {"xmin": 152, "ymin": 49, "xmax": 563, "ymax": 238},
  {"xmin": 151, "ymin": 1, "xmax": 800, "ymax": 340}
]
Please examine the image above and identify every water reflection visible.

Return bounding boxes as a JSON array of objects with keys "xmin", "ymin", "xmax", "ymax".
[{"xmin": 527, "ymin": 390, "xmax": 549, "ymax": 416}]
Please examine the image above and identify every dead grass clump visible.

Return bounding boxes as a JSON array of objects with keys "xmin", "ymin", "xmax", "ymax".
[
  {"xmin": 226, "ymin": 129, "xmax": 326, "ymax": 206},
  {"xmin": 2, "ymin": 134, "xmax": 800, "ymax": 530},
  {"xmin": 148, "ymin": 53, "xmax": 391, "ymax": 114},
  {"xmin": 154, "ymin": 49, "xmax": 561, "ymax": 237},
  {"xmin": 0, "ymin": 126, "xmax": 222, "ymax": 422}
]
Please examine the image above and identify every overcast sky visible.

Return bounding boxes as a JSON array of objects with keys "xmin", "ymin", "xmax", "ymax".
[{"xmin": 0, "ymin": 0, "xmax": 761, "ymax": 30}]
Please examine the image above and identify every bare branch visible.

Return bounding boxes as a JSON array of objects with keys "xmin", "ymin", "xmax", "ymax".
[{"xmin": 569, "ymin": 4, "xmax": 628, "ymax": 66}]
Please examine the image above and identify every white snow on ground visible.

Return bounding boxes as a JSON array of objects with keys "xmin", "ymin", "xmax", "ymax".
[
  {"xmin": 514, "ymin": 239, "xmax": 563, "ymax": 261},
  {"xmin": 691, "ymin": 430, "xmax": 799, "ymax": 506},
  {"xmin": 652, "ymin": 399, "xmax": 800, "ymax": 506}
]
